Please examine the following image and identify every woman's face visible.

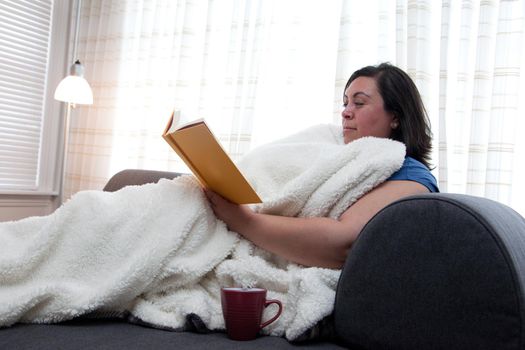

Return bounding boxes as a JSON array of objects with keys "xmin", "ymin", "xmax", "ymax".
[{"xmin": 341, "ymin": 76, "xmax": 396, "ymax": 144}]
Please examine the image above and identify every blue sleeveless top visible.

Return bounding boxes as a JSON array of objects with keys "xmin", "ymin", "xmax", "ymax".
[{"xmin": 387, "ymin": 157, "xmax": 439, "ymax": 193}]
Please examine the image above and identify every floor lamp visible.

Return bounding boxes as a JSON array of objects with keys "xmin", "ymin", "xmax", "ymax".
[{"xmin": 54, "ymin": 0, "xmax": 93, "ymax": 204}]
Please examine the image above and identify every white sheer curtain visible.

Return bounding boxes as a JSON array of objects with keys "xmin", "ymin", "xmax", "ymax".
[
  {"xmin": 437, "ymin": 0, "xmax": 525, "ymax": 216},
  {"xmin": 65, "ymin": 0, "xmax": 341, "ymax": 198},
  {"xmin": 66, "ymin": 0, "xmax": 525, "ymax": 216}
]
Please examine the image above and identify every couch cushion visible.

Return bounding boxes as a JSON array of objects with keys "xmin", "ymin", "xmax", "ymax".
[{"xmin": 0, "ymin": 319, "xmax": 346, "ymax": 350}]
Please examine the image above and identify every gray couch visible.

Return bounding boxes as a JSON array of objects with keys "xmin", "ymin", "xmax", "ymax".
[{"xmin": 2, "ymin": 169, "xmax": 525, "ymax": 349}]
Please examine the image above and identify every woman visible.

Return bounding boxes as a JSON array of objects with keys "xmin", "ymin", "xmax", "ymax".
[
  {"xmin": 0, "ymin": 63, "xmax": 437, "ymax": 336},
  {"xmin": 206, "ymin": 62, "xmax": 438, "ymax": 269}
]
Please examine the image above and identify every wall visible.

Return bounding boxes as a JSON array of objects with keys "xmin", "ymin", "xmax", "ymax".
[{"xmin": 0, "ymin": 196, "xmax": 59, "ymax": 221}]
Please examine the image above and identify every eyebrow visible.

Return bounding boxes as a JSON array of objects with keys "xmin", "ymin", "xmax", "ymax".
[
  {"xmin": 344, "ymin": 91, "xmax": 371, "ymax": 100},
  {"xmin": 353, "ymin": 92, "xmax": 371, "ymax": 98}
]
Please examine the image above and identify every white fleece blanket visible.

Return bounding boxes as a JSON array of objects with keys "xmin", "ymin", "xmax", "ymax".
[{"xmin": 0, "ymin": 124, "xmax": 405, "ymax": 340}]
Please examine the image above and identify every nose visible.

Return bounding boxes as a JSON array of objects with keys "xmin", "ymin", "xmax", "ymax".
[{"xmin": 342, "ymin": 106, "xmax": 353, "ymax": 119}]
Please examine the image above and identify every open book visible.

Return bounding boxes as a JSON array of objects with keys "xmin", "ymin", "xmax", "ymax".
[{"xmin": 162, "ymin": 110, "xmax": 262, "ymax": 204}]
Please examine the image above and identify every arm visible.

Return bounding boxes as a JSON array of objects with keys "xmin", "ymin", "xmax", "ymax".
[{"xmin": 206, "ymin": 180, "xmax": 429, "ymax": 269}]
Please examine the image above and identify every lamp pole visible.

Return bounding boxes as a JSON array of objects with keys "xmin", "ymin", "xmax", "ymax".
[{"xmin": 60, "ymin": 102, "xmax": 73, "ymax": 204}]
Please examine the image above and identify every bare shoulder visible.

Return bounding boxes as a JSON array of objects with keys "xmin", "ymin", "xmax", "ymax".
[{"xmin": 339, "ymin": 180, "xmax": 429, "ymax": 240}]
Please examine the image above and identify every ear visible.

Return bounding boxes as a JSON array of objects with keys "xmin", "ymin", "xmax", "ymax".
[{"xmin": 390, "ymin": 116, "xmax": 399, "ymax": 129}]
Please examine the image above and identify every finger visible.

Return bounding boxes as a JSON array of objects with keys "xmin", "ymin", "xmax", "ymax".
[
  {"xmin": 204, "ymin": 189, "xmax": 218, "ymax": 206},
  {"xmin": 203, "ymin": 188, "xmax": 212, "ymax": 199}
]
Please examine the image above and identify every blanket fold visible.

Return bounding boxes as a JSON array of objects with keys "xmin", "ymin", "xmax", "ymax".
[{"xmin": 0, "ymin": 124, "xmax": 405, "ymax": 340}]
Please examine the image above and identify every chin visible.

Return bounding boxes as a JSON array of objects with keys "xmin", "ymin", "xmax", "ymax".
[{"xmin": 343, "ymin": 129, "xmax": 358, "ymax": 144}]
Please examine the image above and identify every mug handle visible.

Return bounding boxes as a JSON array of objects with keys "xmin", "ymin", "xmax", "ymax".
[{"xmin": 260, "ymin": 299, "xmax": 283, "ymax": 329}]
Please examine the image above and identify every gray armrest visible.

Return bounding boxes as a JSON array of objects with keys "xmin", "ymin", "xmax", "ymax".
[
  {"xmin": 334, "ymin": 193, "xmax": 525, "ymax": 350},
  {"xmin": 103, "ymin": 169, "xmax": 182, "ymax": 192}
]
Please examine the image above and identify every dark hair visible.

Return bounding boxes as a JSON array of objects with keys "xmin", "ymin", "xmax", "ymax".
[{"xmin": 345, "ymin": 62, "xmax": 433, "ymax": 169}]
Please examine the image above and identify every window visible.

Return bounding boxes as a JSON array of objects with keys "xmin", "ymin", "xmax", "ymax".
[{"xmin": 0, "ymin": 0, "xmax": 71, "ymax": 194}]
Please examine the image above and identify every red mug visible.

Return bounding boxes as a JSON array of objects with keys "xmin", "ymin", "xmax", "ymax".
[{"xmin": 221, "ymin": 287, "xmax": 283, "ymax": 341}]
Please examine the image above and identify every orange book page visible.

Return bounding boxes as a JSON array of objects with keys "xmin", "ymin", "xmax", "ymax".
[{"xmin": 167, "ymin": 122, "xmax": 261, "ymax": 204}]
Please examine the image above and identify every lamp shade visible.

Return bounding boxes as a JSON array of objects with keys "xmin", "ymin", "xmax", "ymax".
[{"xmin": 54, "ymin": 60, "xmax": 93, "ymax": 105}]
